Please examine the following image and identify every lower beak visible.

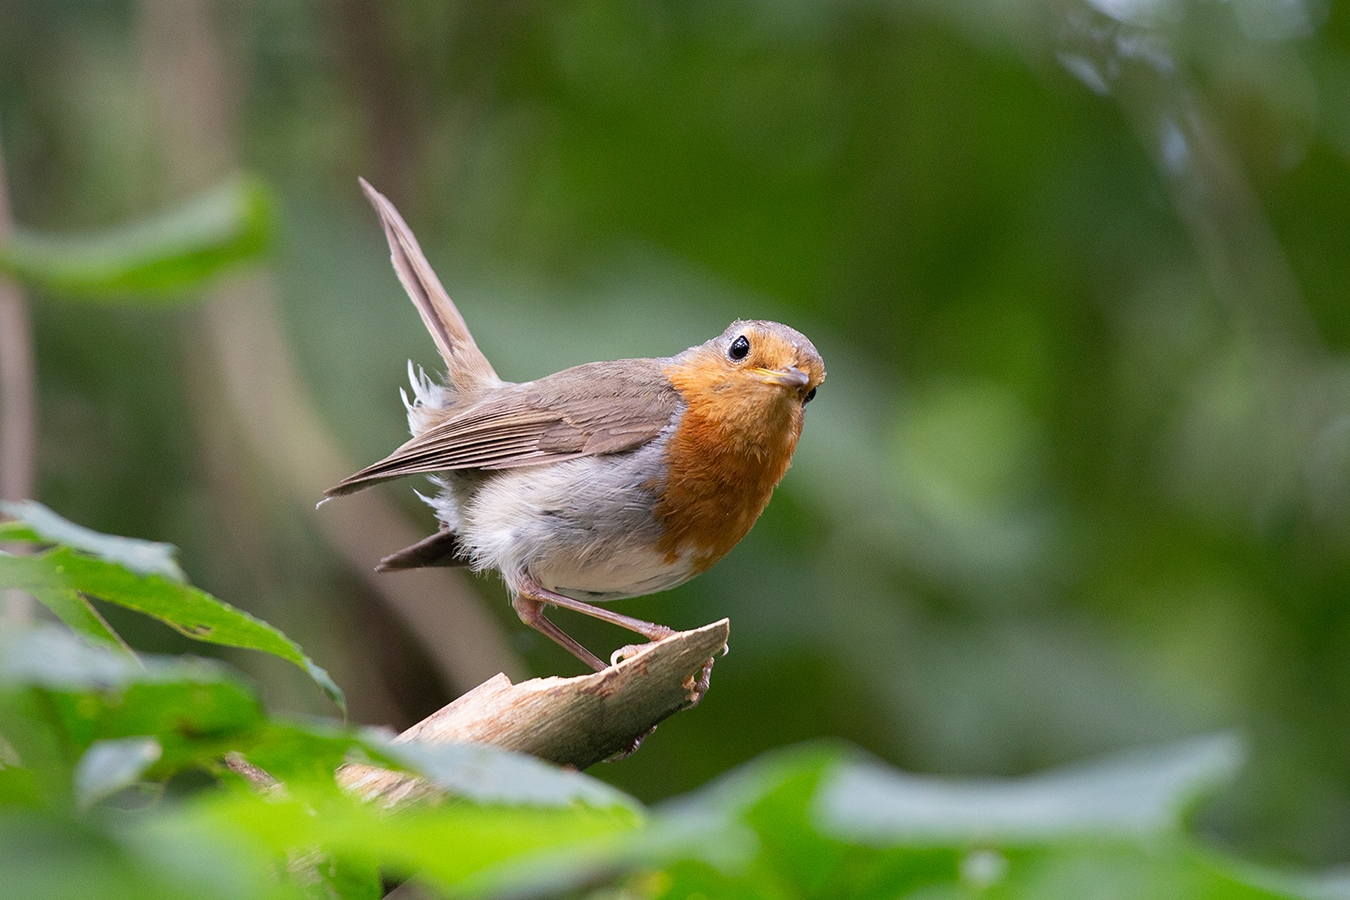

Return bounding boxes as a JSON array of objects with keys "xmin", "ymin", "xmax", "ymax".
[{"xmin": 752, "ymin": 365, "xmax": 809, "ymax": 388}]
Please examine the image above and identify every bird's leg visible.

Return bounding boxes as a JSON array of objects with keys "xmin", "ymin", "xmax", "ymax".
[
  {"xmin": 515, "ymin": 577, "xmax": 677, "ymax": 670},
  {"xmin": 515, "ymin": 580, "xmax": 714, "ymax": 708},
  {"xmin": 518, "ymin": 578, "xmax": 675, "ymax": 642},
  {"xmin": 688, "ymin": 657, "xmax": 715, "ymax": 705},
  {"xmin": 511, "ymin": 594, "xmax": 606, "ymax": 672}
]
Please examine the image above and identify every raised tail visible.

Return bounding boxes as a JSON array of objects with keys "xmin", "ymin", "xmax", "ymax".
[{"xmin": 359, "ymin": 178, "xmax": 501, "ymax": 392}]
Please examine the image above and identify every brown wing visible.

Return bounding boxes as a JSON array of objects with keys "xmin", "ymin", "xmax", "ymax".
[{"xmin": 325, "ymin": 360, "xmax": 681, "ymax": 497}]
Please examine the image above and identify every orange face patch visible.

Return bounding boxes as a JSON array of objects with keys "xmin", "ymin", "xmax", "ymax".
[{"xmin": 652, "ymin": 328, "xmax": 818, "ymax": 570}]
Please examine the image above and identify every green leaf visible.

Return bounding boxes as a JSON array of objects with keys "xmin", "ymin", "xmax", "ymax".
[
  {"xmin": 0, "ymin": 626, "xmax": 264, "ymax": 752},
  {"xmin": 1, "ymin": 501, "xmax": 185, "ymax": 580},
  {"xmin": 376, "ymin": 738, "xmax": 643, "ymax": 810},
  {"xmin": 462, "ymin": 805, "xmax": 759, "ymax": 899},
  {"xmin": 635, "ymin": 740, "xmax": 1322, "ymax": 900},
  {"xmin": 213, "ymin": 733, "xmax": 752, "ymax": 898},
  {"xmin": 582, "ymin": 743, "xmax": 849, "ymax": 899},
  {"xmin": 0, "ymin": 522, "xmax": 40, "ymax": 543},
  {"xmin": 813, "ymin": 733, "xmax": 1245, "ymax": 845},
  {"xmin": 74, "ymin": 737, "xmax": 163, "ymax": 808},
  {"xmin": 0, "ymin": 174, "xmax": 274, "ymax": 299},
  {"xmin": 662, "ymin": 740, "xmax": 843, "ymax": 823},
  {"xmin": 139, "ymin": 781, "xmax": 644, "ymax": 893},
  {"xmin": 226, "ymin": 720, "xmax": 380, "ymax": 786},
  {"xmin": 310, "ymin": 857, "xmax": 383, "ymax": 900},
  {"xmin": 0, "ymin": 548, "xmax": 344, "ymax": 714},
  {"xmin": 0, "ymin": 628, "xmax": 362, "ymax": 796},
  {"xmin": 0, "ymin": 627, "xmax": 267, "ymax": 802},
  {"xmin": 0, "ymin": 625, "xmax": 147, "ymax": 692},
  {"xmin": 0, "ymin": 767, "xmax": 42, "ymax": 809},
  {"xmin": 0, "ymin": 812, "xmax": 270, "ymax": 900},
  {"xmin": 22, "ymin": 583, "xmax": 133, "ymax": 656}
]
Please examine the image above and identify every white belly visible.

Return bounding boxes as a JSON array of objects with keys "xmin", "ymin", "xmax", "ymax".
[{"xmin": 428, "ymin": 438, "xmax": 696, "ymax": 601}]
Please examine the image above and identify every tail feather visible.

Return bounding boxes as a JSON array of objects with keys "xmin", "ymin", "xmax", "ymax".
[
  {"xmin": 375, "ymin": 528, "xmax": 470, "ymax": 571},
  {"xmin": 359, "ymin": 178, "xmax": 501, "ymax": 392}
]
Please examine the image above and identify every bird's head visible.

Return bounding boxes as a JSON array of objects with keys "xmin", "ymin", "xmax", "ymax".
[{"xmin": 667, "ymin": 321, "xmax": 825, "ymax": 441}]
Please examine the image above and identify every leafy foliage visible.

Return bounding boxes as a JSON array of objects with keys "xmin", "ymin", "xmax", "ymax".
[
  {"xmin": 0, "ymin": 515, "xmax": 1343, "ymax": 899},
  {"xmin": 2, "ymin": 0, "xmax": 1349, "ymax": 888},
  {"xmin": 0, "ymin": 175, "xmax": 273, "ymax": 298},
  {"xmin": 0, "ymin": 502, "xmax": 343, "ymax": 712},
  {"xmin": 5, "ymin": 0, "xmax": 1349, "ymax": 870}
]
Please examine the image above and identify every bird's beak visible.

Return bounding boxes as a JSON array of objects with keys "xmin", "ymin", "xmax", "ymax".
[{"xmin": 751, "ymin": 365, "xmax": 809, "ymax": 388}]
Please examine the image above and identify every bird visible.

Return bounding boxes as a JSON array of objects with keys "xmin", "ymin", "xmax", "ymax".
[{"xmin": 327, "ymin": 179, "xmax": 825, "ymax": 674}]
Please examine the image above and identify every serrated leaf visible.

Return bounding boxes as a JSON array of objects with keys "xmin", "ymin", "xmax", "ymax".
[
  {"xmin": 813, "ymin": 734, "xmax": 1245, "ymax": 845},
  {"xmin": 75, "ymin": 737, "xmax": 163, "ymax": 808},
  {"xmin": 0, "ymin": 175, "xmax": 274, "ymax": 299},
  {"xmin": 1, "ymin": 501, "xmax": 185, "ymax": 580},
  {"xmin": 0, "ymin": 626, "xmax": 267, "ymax": 782},
  {"xmin": 0, "ymin": 548, "xmax": 344, "ymax": 714},
  {"xmin": 0, "ymin": 625, "xmax": 256, "ymax": 708},
  {"xmin": 21, "ymin": 582, "xmax": 134, "ymax": 657}
]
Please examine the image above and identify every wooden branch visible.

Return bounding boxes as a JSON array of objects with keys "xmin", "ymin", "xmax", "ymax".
[{"xmin": 339, "ymin": 619, "xmax": 729, "ymax": 804}]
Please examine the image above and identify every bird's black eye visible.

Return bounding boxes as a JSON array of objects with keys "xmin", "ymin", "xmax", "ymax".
[
  {"xmin": 803, "ymin": 387, "xmax": 817, "ymax": 404},
  {"xmin": 728, "ymin": 335, "xmax": 750, "ymax": 361}
]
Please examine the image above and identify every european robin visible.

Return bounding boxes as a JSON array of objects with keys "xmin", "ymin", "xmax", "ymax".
[{"xmin": 327, "ymin": 180, "xmax": 825, "ymax": 674}]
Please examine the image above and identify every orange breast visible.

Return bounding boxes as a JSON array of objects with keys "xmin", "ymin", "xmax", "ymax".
[{"xmin": 653, "ymin": 358, "xmax": 804, "ymax": 571}]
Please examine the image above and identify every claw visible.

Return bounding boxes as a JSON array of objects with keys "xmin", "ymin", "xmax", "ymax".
[
  {"xmin": 682, "ymin": 656, "xmax": 716, "ymax": 707},
  {"xmin": 610, "ymin": 642, "xmax": 659, "ymax": 666},
  {"xmin": 605, "ymin": 725, "xmax": 658, "ymax": 761}
]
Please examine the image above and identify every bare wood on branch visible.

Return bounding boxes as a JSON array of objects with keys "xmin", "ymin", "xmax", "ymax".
[{"xmin": 339, "ymin": 619, "xmax": 730, "ymax": 805}]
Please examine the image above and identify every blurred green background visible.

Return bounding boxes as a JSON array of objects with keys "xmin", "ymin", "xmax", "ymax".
[{"xmin": 3, "ymin": 0, "xmax": 1348, "ymax": 871}]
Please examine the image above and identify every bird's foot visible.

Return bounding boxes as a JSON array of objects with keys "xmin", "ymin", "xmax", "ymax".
[
  {"xmin": 610, "ymin": 641, "xmax": 662, "ymax": 666},
  {"xmin": 605, "ymin": 725, "xmax": 658, "ymax": 761},
  {"xmin": 681, "ymin": 656, "xmax": 716, "ymax": 707}
]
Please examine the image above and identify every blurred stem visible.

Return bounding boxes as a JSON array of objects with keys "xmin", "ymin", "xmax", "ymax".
[
  {"xmin": 0, "ymin": 125, "xmax": 36, "ymax": 624},
  {"xmin": 195, "ymin": 272, "xmax": 529, "ymax": 692},
  {"xmin": 135, "ymin": 0, "xmax": 524, "ymax": 698},
  {"xmin": 1060, "ymin": 7, "xmax": 1317, "ymax": 354},
  {"xmin": 334, "ymin": 0, "xmax": 420, "ymax": 203}
]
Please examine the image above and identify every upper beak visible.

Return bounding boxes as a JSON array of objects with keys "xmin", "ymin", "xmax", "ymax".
[{"xmin": 752, "ymin": 365, "xmax": 809, "ymax": 388}]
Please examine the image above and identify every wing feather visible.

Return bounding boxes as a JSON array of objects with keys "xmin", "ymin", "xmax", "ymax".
[{"xmin": 325, "ymin": 360, "xmax": 681, "ymax": 496}]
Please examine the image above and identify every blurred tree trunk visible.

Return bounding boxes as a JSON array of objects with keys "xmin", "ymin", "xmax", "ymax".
[
  {"xmin": 134, "ymin": 0, "xmax": 524, "ymax": 720},
  {"xmin": 0, "ymin": 127, "xmax": 36, "ymax": 624}
]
